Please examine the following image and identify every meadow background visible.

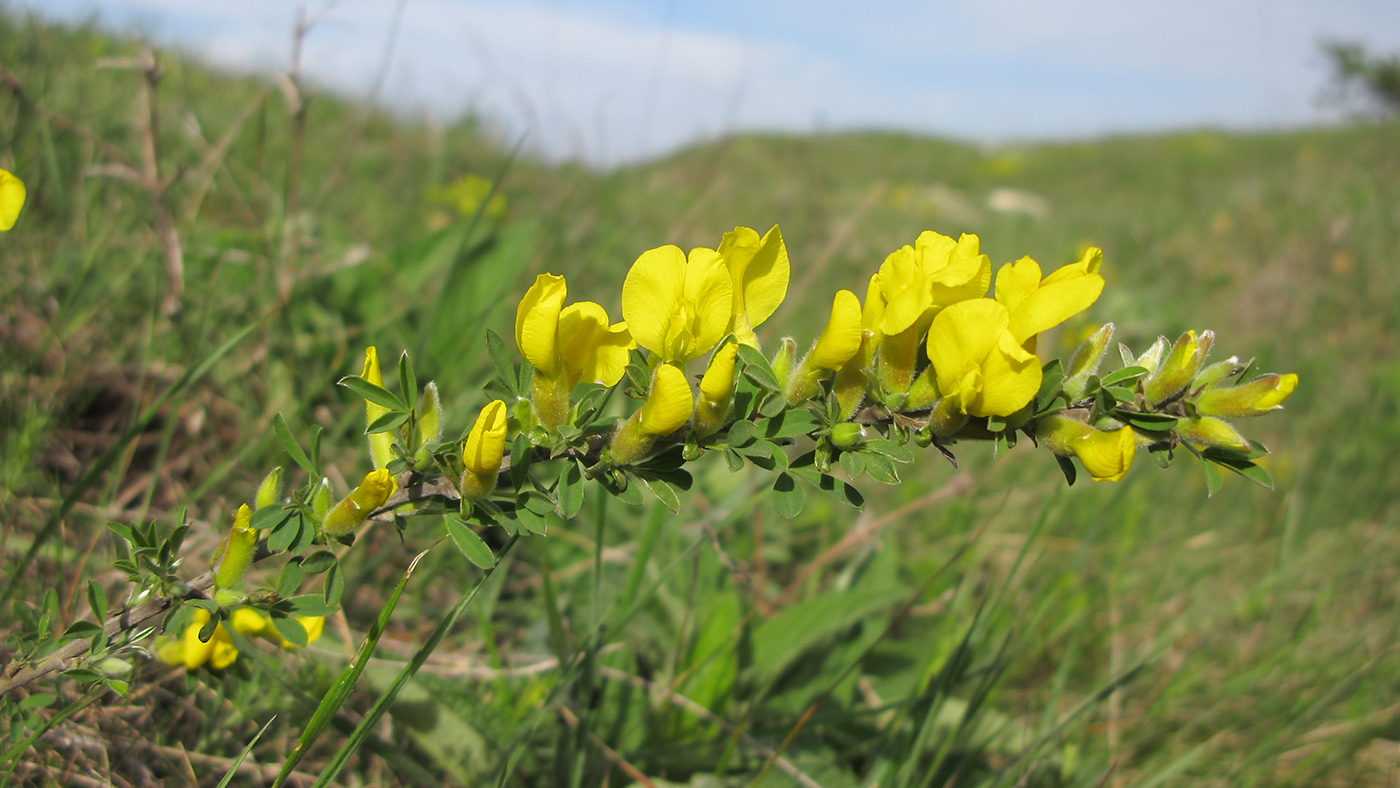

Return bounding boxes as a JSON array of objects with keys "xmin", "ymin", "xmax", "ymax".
[{"xmin": 1, "ymin": 10, "xmax": 1399, "ymax": 787}]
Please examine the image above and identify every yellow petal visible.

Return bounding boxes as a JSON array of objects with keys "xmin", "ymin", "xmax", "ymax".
[
  {"xmin": 876, "ymin": 244, "xmax": 926, "ymax": 335},
  {"xmin": 928, "ymin": 298, "xmax": 1041, "ymax": 417},
  {"xmin": 622, "ymin": 245, "xmax": 688, "ymax": 359},
  {"xmin": 208, "ymin": 628, "xmax": 239, "ymax": 670},
  {"xmin": 298, "ymin": 616, "xmax": 325, "ymax": 645},
  {"xmin": 1073, "ymin": 425, "xmax": 1136, "ymax": 482},
  {"xmin": 182, "ymin": 611, "xmax": 216, "ymax": 670},
  {"xmin": 0, "ymin": 170, "xmax": 25, "ymax": 231},
  {"xmin": 639, "ymin": 364, "xmax": 694, "ymax": 436},
  {"xmin": 927, "ymin": 233, "xmax": 992, "ymax": 308},
  {"xmin": 993, "ymin": 256, "xmax": 1043, "ymax": 315},
  {"xmin": 230, "ymin": 608, "xmax": 269, "ymax": 636},
  {"xmin": 558, "ymin": 301, "xmax": 633, "ymax": 386},
  {"xmin": 463, "ymin": 400, "xmax": 508, "ymax": 475},
  {"xmin": 810, "ymin": 290, "xmax": 865, "ymax": 371},
  {"xmin": 514, "ymin": 273, "xmax": 567, "ymax": 376},
  {"xmin": 1004, "ymin": 253, "xmax": 1104, "ymax": 344},
  {"xmin": 718, "ymin": 225, "xmax": 789, "ymax": 330},
  {"xmin": 681, "ymin": 247, "xmax": 735, "ymax": 361},
  {"xmin": 699, "ymin": 342, "xmax": 739, "ymax": 402}
]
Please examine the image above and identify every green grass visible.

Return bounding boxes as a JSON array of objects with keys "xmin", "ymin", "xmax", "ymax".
[{"xmin": 2, "ymin": 10, "xmax": 1399, "ymax": 787}]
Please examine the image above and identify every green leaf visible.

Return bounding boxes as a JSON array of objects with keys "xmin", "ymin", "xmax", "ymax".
[
  {"xmin": 337, "ymin": 376, "xmax": 406, "ymax": 412},
  {"xmin": 484, "ymin": 330, "xmax": 519, "ymax": 397},
  {"xmin": 1101, "ymin": 365, "xmax": 1149, "ymax": 387},
  {"xmin": 18, "ymin": 694, "xmax": 55, "ymax": 709},
  {"xmin": 862, "ymin": 452, "xmax": 900, "ymax": 484},
  {"xmin": 300, "ymin": 551, "xmax": 337, "ymax": 574},
  {"xmin": 508, "ymin": 432, "xmax": 533, "ymax": 490},
  {"xmin": 280, "ymin": 595, "xmax": 338, "ymax": 617},
  {"xmin": 633, "ymin": 476, "xmax": 680, "ymax": 513},
  {"xmin": 600, "ymin": 473, "xmax": 644, "ymax": 506},
  {"xmin": 772, "ymin": 473, "xmax": 805, "ymax": 518},
  {"xmin": 445, "ymin": 517, "xmax": 496, "ymax": 569},
  {"xmin": 274, "ymin": 413, "xmax": 316, "ymax": 475},
  {"xmin": 839, "ymin": 450, "xmax": 866, "ymax": 478},
  {"xmin": 309, "ymin": 426, "xmax": 323, "ymax": 477},
  {"xmin": 267, "ymin": 513, "xmax": 304, "ymax": 553},
  {"xmin": 397, "ymin": 351, "xmax": 417, "ymax": 411},
  {"xmin": 737, "ymin": 344, "xmax": 781, "ymax": 391},
  {"xmin": 557, "ymin": 460, "xmax": 584, "ymax": 519},
  {"xmin": 758, "ymin": 392, "xmax": 788, "ymax": 418},
  {"xmin": 366, "ymin": 410, "xmax": 410, "ymax": 435},
  {"xmin": 750, "ymin": 584, "xmax": 906, "ymax": 682},
  {"xmin": 86, "ymin": 581, "xmax": 107, "ymax": 622},
  {"xmin": 726, "ymin": 419, "xmax": 757, "ymax": 448},
  {"xmin": 723, "ymin": 447, "xmax": 745, "ymax": 472},
  {"xmin": 277, "ymin": 560, "xmax": 305, "ymax": 598},
  {"xmin": 1201, "ymin": 457, "xmax": 1223, "ymax": 496},
  {"xmin": 323, "ymin": 563, "xmax": 345, "ymax": 606},
  {"xmin": 270, "ymin": 613, "xmax": 310, "ymax": 648},
  {"xmin": 863, "ymin": 438, "xmax": 913, "ymax": 464},
  {"xmin": 62, "ymin": 620, "xmax": 103, "ymax": 641},
  {"xmin": 790, "ymin": 466, "xmax": 865, "ymax": 509},
  {"xmin": 1115, "ymin": 410, "xmax": 1179, "ymax": 431},
  {"xmin": 758, "ymin": 409, "xmax": 820, "ymax": 439},
  {"xmin": 513, "ymin": 504, "xmax": 550, "ymax": 535},
  {"xmin": 1204, "ymin": 453, "xmax": 1273, "ymax": 490},
  {"xmin": 1055, "ymin": 454, "xmax": 1078, "ymax": 486}
]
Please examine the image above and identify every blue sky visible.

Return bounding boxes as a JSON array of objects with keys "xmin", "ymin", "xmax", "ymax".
[{"xmin": 28, "ymin": 0, "xmax": 1400, "ymax": 165}]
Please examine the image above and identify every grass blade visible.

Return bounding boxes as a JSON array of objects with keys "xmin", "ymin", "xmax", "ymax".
[{"xmin": 215, "ymin": 716, "xmax": 277, "ymax": 788}]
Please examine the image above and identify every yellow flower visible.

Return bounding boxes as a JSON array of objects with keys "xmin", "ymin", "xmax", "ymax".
[
  {"xmin": 322, "ymin": 469, "xmax": 398, "ymax": 537},
  {"xmin": 362, "ymin": 347, "xmax": 395, "ymax": 470},
  {"xmin": 875, "ymin": 232, "xmax": 991, "ymax": 394},
  {"xmin": 158, "ymin": 608, "xmax": 324, "ymax": 670},
  {"xmin": 516, "ymin": 274, "xmax": 632, "ymax": 428},
  {"xmin": 832, "ymin": 275, "xmax": 884, "ymax": 418},
  {"xmin": 621, "ymin": 245, "xmax": 733, "ymax": 365},
  {"xmin": 429, "ymin": 173, "xmax": 506, "ymax": 219},
  {"xmin": 994, "ymin": 248, "xmax": 1104, "ymax": 346},
  {"xmin": 716, "ymin": 225, "xmax": 789, "ymax": 347},
  {"xmin": 1194, "ymin": 373, "xmax": 1298, "ymax": 417},
  {"xmin": 0, "ymin": 169, "xmax": 24, "ymax": 231},
  {"xmin": 1036, "ymin": 415, "xmax": 1137, "ymax": 482},
  {"xmin": 927, "ymin": 298, "xmax": 1042, "ymax": 418},
  {"xmin": 461, "ymin": 399, "xmax": 507, "ymax": 501}
]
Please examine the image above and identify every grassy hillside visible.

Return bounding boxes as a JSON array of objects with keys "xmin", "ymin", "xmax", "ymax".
[{"xmin": 1, "ymin": 10, "xmax": 1398, "ymax": 787}]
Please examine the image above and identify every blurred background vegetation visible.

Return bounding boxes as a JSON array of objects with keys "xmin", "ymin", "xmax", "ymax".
[{"xmin": 1, "ymin": 10, "xmax": 1399, "ymax": 787}]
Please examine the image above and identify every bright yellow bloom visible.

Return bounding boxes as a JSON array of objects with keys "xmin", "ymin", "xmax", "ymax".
[
  {"xmin": 622, "ymin": 245, "xmax": 734, "ymax": 364},
  {"xmin": 362, "ymin": 347, "xmax": 394, "ymax": 470},
  {"xmin": 994, "ymin": 248, "xmax": 1104, "ymax": 346},
  {"xmin": 639, "ymin": 364, "xmax": 694, "ymax": 437},
  {"xmin": 516, "ymin": 274, "xmax": 632, "ymax": 386},
  {"xmin": 927, "ymin": 298, "xmax": 1042, "ymax": 418},
  {"xmin": 322, "ymin": 469, "xmax": 398, "ymax": 536},
  {"xmin": 1036, "ymin": 415, "xmax": 1136, "ymax": 482},
  {"xmin": 716, "ymin": 225, "xmax": 789, "ymax": 346},
  {"xmin": 877, "ymin": 231, "xmax": 990, "ymax": 337},
  {"xmin": 0, "ymin": 169, "xmax": 24, "ymax": 231},
  {"xmin": 1195, "ymin": 373, "xmax": 1298, "ymax": 417},
  {"xmin": 461, "ymin": 400, "xmax": 508, "ymax": 501}
]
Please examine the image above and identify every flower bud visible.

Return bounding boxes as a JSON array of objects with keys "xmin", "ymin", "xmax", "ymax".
[
  {"xmin": 1194, "ymin": 373, "xmax": 1297, "ymax": 418},
  {"xmin": 610, "ymin": 365, "xmax": 693, "ymax": 466},
  {"xmin": 1192, "ymin": 357, "xmax": 1244, "ymax": 391},
  {"xmin": 322, "ymin": 469, "xmax": 398, "ymax": 537},
  {"xmin": 1177, "ymin": 416, "xmax": 1252, "ymax": 453},
  {"xmin": 926, "ymin": 396, "xmax": 969, "ymax": 438},
  {"xmin": 1063, "ymin": 323, "xmax": 1114, "ymax": 400},
  {"xmin": 770, "ymin": 337, "xmax": 797, "ymax": 390},
  {"xmin": 414, "ymin": 381, "xmax": 442, "ymax": 466},
  {"xmin": 255, "ymin": 467, "xmax": 283, "ymax": 510},
  {"xmin": 1036, "ymin": 414, "xmax": 1136, "ymax": 482},
  {"xmin": 461, "ymin": 400, "xmax": 507, "ymax": 502},
  {"xmin": 832, "ymin": 341, "xmax": 873, "ymax": 420},
  {"xmin": 311, "ymin": 477, "xmax": 332, "ymax": 520},
  {"xmin": 1143, "ymin": 330, "xmax": 1209, "ymax": 405},
  {"xmin": 1134, "ymin": 336, "xmax": 1169, "ymax": 373},
  {"xmin": 213, "ymin": 504, "xmax": 258, "ymax": 594},
  {"xmin": 829, "ymin": 423, "xmax": 865, "ymax": 450},
  {"xmin": 694, "ymin": 343, "xmax": 740, "ymax": 438},
  {"xmin": 785, "ymin": 290, "xmax": 865, "ymax": 404},
  {"xmin": 362, "ymin": 347, "xmax": 395, "ymax": 469}
]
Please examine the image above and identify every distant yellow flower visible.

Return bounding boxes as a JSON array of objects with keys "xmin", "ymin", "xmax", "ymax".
[
  {"xmin": 927, "ymin": 298, "xmax": 1042, "ymax": 418},
  {"xmin": 0, "ymin": 169, "xmax": 24, "ymax": 231},
  {"xmin": 361, "ymin": 347, "xmax": 395, "ymax": 470},
  {"xmin": 994, "ymin": 248, "xmax": 1104, "ymax": 347},
  {"xmin": 716, "ymin": 225, "xmax": 789, "ymax": 347},
  {"xmin": 622, "ymin": 245, "xmax": 733, "ymax": 365},
  {"xmin": 461, "ymin": 399, "xmax": 507, "ymax": 501},
  {"xmin": 429, "ymin": 173, "xmax": 506, "ymax": 219}
]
